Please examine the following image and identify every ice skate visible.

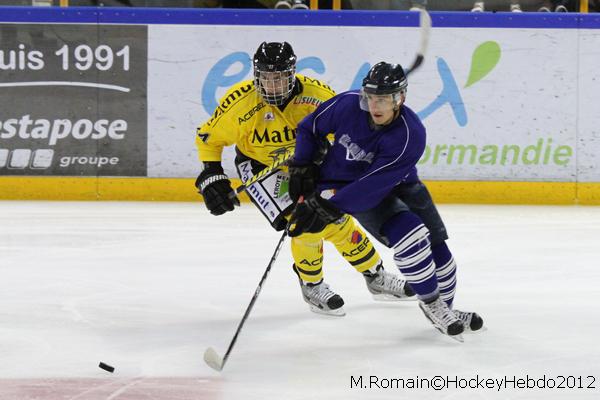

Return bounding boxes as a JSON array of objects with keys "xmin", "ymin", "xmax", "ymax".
[
  {"xmin": 419, "ymin": 297, "xmax": 464, "ymax": 341},
  {"xmin": 300, "ymin": 280, "xmax": 345, "ymax": 316},
  {"xmin": 453, "ymin": 309, "xmax": 484, "ymax": 332},
  {"xmin": 363, "ymin": 267, "xmax": 416, "ymax": 301}
]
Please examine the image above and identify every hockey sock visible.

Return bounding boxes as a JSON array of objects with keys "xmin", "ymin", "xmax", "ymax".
[
  {"xmin": 291, "ymin": 236, "xmax": 325, "ymax": 284},
  {"xmin": 303, "ymin": 278, "xmax": 324, "ymax": 287},
  {"xmin": 292, "ymin": 263, "xmax": 323, "ymax": 285},
  {"xmin": 382, "ymin": 212, "xmax": 439, "ymax": 301},
  {"xmin": 431, "ymin": 242, "xmax": 457, "ymax": 306}
]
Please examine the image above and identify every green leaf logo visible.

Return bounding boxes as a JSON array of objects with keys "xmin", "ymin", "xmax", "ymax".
[
  {"xmin": 278, "ymin": 179, "xmax": 289, "ymax": 198},
  {"xmin": 465, "ymin": 41, "xmax": 501, "ymax": 88}
]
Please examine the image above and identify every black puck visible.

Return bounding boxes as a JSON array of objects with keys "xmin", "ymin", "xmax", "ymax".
[{"xmin": 99, "ymin": 362, "xmax": 115, "ymax": 373}]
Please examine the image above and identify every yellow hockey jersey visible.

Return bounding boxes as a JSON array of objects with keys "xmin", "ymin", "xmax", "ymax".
[{"xmin": 196, "ymin": 74, "xmax": 336, "ymax": 167}]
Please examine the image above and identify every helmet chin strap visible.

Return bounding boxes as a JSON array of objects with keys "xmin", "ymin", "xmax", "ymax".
[
  {"xmin": 389, "ymin": 94, "xmax": 406, "ymax": 121},
  {"xmin": 389, "ymin": 98, "xmax": 403, "ymax": 122}
]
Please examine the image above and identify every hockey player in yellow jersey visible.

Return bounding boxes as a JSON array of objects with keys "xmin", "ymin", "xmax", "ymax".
[{"xmin": 195, "ymin": 42, "xmax": 414, "ymax": 316}]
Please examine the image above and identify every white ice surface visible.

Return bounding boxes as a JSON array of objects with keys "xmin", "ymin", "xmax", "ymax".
[{"xmin": 1, "ymin": 201, "xmax": 599, "ymax": 399}]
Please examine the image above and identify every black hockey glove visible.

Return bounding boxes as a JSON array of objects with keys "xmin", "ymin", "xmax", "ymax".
[
  {"xmin": 287, "ymin": 194, "xmax": 344, "ymax": 237},
  {"xmin": 195, "ymin": 162, "xmax": 240, "ymax": 216},
  {"xmin": 287, "ymin": 157, "xmax": 320, "ymax": 203}
]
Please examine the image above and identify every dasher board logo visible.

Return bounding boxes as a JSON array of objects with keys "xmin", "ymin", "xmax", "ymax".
[{"xmin": 0, "ymin": 24, "xmax": 147, "ymax": 176}]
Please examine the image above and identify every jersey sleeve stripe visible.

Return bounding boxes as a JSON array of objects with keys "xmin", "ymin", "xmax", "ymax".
[{"xmin": 312, "ymin": 99, "xmax": 339, "ymax": 136}]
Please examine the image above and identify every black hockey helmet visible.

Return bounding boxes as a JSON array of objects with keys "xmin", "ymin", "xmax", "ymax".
[
  {"xmin": 362, "ymin": 62, "xmax": 407, "ymax": 95},
  {"xmin": 360, "ymin": 62, "xmax": 407, "ymax": 112},
  {"xmin": 253, "ymin": 42, "xmax": 297, "ymax": 105}
]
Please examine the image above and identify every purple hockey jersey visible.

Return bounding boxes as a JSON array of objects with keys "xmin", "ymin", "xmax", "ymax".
[{"xmin": 294, "ymin": 90, "xmax": 426, "ymax": 214}]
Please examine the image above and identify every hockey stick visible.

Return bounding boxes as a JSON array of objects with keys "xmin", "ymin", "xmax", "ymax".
[
  {"xmin": 204, "ymin": 230, "xmax": 287, "ymax": 372},
  {"xmin": 405, "ymin": 9, "xmax": 431, "ymax": 76},
  {"xmin": 233, "ymin": 152, "xmax": 293, "ymax": 196}
]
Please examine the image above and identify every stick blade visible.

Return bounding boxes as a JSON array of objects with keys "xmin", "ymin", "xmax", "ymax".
[
  {"xmin": 417, "ymin": 9, "xmax": 431, "ymax": 57},
  {"xmin": 203, "ymin": 347, "xmax": 224, "ymax": 371},
  {"xmin": 419, "ymin": 8, "xmax": 432, "ymax": 31},
  {"xmin": 405, "ymin": 9, "xmax": 431, "ymax": 76}
]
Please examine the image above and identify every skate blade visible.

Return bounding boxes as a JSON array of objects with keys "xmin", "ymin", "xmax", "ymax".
[
  {"xmin": 371, "ymin": 293, "xmax": 417, "ymax": 302},
  {"xmin": 431, "ymin": 325, "xmax": 465, "ymax": 342},
  {"xmin": 463, "ymin": 325, "xmax": 487, "ymax": 334},
  {"xmin": 449, "ymin": 333, "xmax": 464, "ymax": 343},
  {"xmin": 203, "ymin": 347, "xmax": 224, "ymax": 371},
  {"xmin": 309, "ymin": 305, "xmax": 346, "ymax": 317}
]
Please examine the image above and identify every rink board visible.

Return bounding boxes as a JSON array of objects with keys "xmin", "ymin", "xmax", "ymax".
[
  {"xmin": 0, "ymin": 176, "xmax": 595, "ymax": 205},
  {"xmin": 1, "ymin": 8, "xmax": 600, "ymax": 203}
]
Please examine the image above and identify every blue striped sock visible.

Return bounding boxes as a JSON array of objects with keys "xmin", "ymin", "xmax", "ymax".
[
  {"xmin": 431, "ymin": 242, "xmax": 457, "ymax": 306},
  {"xmin": 382, "ymin": 212, "xmax": 439, "ymax": 301}
]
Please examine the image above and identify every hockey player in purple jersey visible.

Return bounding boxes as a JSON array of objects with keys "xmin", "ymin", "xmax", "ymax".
[{"xmin": 287, "ymin": 62, "xmax": 483, "ymax": 339}]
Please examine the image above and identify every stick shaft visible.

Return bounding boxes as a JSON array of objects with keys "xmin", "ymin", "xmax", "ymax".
[{"xmin": 219, "ymin": 231, "xmax": 287, "ymax": 369}]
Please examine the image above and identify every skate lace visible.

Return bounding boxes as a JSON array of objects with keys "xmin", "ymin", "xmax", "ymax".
[
  {"xmin": 376, "ymin": 271, "xmax": 405, "ymax": 293},
  {"xmin": 453, "ymin": 310, "xmax": 471, "ymax": 326},
  {"xmin": 308, "ymin": 283, "xmax": 336, "ymax": 303},
  {"xmin": 427, "ymin": 299, "xmax": 457, "ymax": 327}
]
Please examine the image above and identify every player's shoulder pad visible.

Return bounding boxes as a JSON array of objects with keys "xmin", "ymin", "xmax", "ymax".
[
  {"xmin": 296, "ymin": 74, "xmax": 336, "ymax": 97},
  {"xmin": 401, "ymin": 105, "xmax": 426, "ymax": 134},
  {"xmin": 204, "ymin": 79, "xmax": 256, "ymax": 128},
  {"xmin": 216, "ymin": 79, "xmax": 256, "ymax": 110},
  {"xmin": 326, "ymin": 90, "xmax": 361, "ymax": 109},
  {"xmin": 336, "ymin": 90, "xmax": 360, "ymax": 99}
]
